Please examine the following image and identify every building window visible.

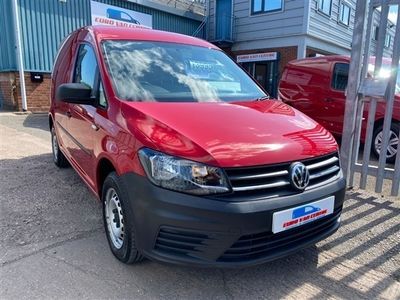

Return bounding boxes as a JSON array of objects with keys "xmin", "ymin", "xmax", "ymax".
[
  {"xmin": 253, "ymin": 0, "xmax": 262, "ymax": 12},
  {"xmin": 332, "ymin": 63, "xmax": 349, "ymax": 91},
  {"xmin": 385, "ymin": 34, "xmax": 391, "ymax": 48},
  {"xmin": 318, "ymin": 0, "xmax": 332, "ymax": 16},
  {"xmin": 339, "ymin": 3, "xmax": 351, "ymax": 26},
  {"xmin": 252, "ymin": 0, "xmax": 283, "ymax": 14},
  {"xmin": 373, "ymin": 26, "xmax": 379, "ymax": 40}
]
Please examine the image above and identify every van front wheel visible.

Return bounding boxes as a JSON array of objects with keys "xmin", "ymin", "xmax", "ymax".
[
  {"xmin": 51, "ymin": 126, "xmax": 69, "ymax": 168},
  {"xmin": 102, "ymin": 172, "xmax": 144, "ymax": 264}
]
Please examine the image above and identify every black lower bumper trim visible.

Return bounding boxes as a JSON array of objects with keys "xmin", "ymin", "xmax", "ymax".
[
  {"xmin": 120, "ymin": 172, "xmax": 346, "ymax": 268},
  {"xmin": 218, "ymin": 207, "xmax": 342, "ymax": 262}
]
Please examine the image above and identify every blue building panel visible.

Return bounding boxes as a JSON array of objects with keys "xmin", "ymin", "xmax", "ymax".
[
  {"xmin": 1, "ymin": 0, "xmax": 203, "ymax": 73},
  {"xmin": 215, "ymin": 0, "xmax": 233, "ymax": 42},
  {"xmin": 0, "ymin": 1, "xmax": 17, "ymax": 71},
  {"xmin": 18, "ymin": 0, "xmax": 91, "ymax": 72}
]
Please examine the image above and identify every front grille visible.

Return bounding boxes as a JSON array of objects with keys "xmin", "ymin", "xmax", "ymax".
[
  {"xmin": 224, "ymin": 152, "xmax": 341, "ymax": 199},
  {"xmin": 218, "ymin": 207, "xmax": 342, "ymax": 263},
  {"xmin": 154, "ymin": 226, "xmax": 210, "ymax": 258}
]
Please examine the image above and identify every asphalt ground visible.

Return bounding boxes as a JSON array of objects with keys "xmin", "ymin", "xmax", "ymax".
[{"xmin": 0, "ymin": 112, "xmax": 399, "ymax": 299}]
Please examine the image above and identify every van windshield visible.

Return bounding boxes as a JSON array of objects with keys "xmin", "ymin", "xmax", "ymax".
[{"xmin": 102, "ymin": 40, "xmax": 266, "ymax": 102}]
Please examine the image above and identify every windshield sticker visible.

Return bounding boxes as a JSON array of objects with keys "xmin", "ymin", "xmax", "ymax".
[{"xmin": 186, "ymin": 61, "xmax": 219, "ymax": 79}]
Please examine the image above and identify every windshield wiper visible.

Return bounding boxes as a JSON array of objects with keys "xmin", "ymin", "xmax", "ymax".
[{"xmin": 255, "ymin": 95, "xmax": 270, "ymax": 101}]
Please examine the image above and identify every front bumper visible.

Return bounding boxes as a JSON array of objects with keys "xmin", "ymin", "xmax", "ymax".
[{"xmin": 121, "ymin": 173, "xmax": 346, "ymax": 268}]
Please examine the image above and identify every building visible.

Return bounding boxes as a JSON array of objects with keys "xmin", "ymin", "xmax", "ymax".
[
  {"xmin": 207, "ymin": 0, "xmax": 396, "ymax": 97},
  {"xmin": 0, "ymin": 0, "xmax": 206, "ymax": 111}
]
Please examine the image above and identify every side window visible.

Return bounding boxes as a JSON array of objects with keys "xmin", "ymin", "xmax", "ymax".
[
  {"xmin": 121, "ymin": 12, "xmax": 132, "ymax": 21},
  {"xmin": 74, "ymin": 44, "xmax": 97, "ymax": 90},
  {"xmin": 74, "ymin": 44, "xmax": 108, "ymax": 108},
  {"xmin": 332, "ymin": 63, "xmax": 349, "ymax": 91}
]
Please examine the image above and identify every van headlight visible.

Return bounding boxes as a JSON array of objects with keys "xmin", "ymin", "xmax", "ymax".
[{"xmin": 138, "ymin": 148, "xmax": 231, "ymax": 195}]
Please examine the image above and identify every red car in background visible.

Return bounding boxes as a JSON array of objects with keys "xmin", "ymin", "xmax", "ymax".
[{"xmin": 278, "ymin": 55, "xmax": 400, "ymax": 163}]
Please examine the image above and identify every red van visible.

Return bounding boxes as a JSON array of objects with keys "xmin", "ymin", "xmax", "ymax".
[
  {"xmin": 278, "ymin": 55, "xmax": 400, "ymax": 163},
  {"xmin": 50, "ymin": 26, "xmax": 345, "ymax": 267}
]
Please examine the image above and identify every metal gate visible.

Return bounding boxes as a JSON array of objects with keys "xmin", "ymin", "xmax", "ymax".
[{"xmin": 341, "ymin": 0, "xmax": 400, "ymax": 197}]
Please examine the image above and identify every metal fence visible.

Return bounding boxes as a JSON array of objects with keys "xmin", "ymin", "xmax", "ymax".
[{"xmin": 341, "ymin": 0, "xmax": 400, "ymax": 197}]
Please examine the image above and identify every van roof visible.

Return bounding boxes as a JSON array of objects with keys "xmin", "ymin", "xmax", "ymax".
[
  {"xmin": 288, "ymin": 55, "xmax": 351, "ymax": 66},
  {"xmin": 83, "ymin": 25, "xmax": 219, "ymax": 49},
  {"xmin": 287, "ymin": 55, "xmax": 395, "ymax": 67}
]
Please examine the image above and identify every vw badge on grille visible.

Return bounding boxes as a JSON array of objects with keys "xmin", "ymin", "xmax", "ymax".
[{"xmin": 290, "ymin": 162, "xmax": 310, "ymax": 191}]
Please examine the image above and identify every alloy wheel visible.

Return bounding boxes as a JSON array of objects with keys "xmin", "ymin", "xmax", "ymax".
[{"xmin": 374, "ymin": 129, "xmax": 399, "ymax": 159}]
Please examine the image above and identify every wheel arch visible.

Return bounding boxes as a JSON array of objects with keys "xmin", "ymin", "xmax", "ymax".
[
  {"xmin": 49, "ymin": 114, "xmax": 54, "ymax": 130},
  {"xmin": 374, "ymin": 118, "xmax": 400, "ymax": 131},
  {"xmin": 96, "ymin": 157, "xmax": 118, "ymax": 198}
]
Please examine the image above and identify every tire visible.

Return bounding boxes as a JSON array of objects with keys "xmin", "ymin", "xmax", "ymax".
[
  {"xmin": 372, "ymin": 123, "xmax": 399, "ymax": 164},
  {"xmin": 51, "ymin": 126, "xmax": 69, "ymax": 168},
  {"xmin": 102, "ymin": 172, "xmax": 144, "ymax": 264}
]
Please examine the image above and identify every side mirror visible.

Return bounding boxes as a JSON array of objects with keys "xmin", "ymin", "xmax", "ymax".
[{"xmin": 56, "ymin": 83, "xmax": 93, "ymax": 104}]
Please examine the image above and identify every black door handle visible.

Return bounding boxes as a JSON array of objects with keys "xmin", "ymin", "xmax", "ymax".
[
  {"xmin": 66, "ymin": 111, "xmax": 71, "ymax": 118},
  {"xmin": 324, "ymin": 98, "xmax": 335, "ymax": 103}
]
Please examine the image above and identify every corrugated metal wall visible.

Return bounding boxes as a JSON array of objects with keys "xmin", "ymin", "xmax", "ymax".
[
  {"xmin": 2, "ymin": 0, "xmax": 203, "ymax": 73},
  {"xmin": 18, "ymin": 0, "xmax": 90, "ymax": 72},
  {"xmin": 0, "ymin": 1, "xmax": 17, "ymax": 71}
]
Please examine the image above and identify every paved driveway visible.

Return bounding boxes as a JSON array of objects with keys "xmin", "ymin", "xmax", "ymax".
[{"xmin": 0, "ymin": 113, "xmax": 399, "ymax": 299}]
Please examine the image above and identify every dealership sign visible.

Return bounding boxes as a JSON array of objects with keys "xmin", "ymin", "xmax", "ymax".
[
  {"xmin": 272, "ymin": 196, "xmax": 335, "ymax": 233},
  {"xmin": 91, "ymin": 1, "xmax": 152, "ymax": 29},
  {"xmin": 237, "ymin": 52, "xmax": 278, "ymax": 63}
]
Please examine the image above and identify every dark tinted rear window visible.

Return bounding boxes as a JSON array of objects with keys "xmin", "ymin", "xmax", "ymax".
[{"xmin": 332, "ymin": 63, "xmax": 349, "ymax": 91}]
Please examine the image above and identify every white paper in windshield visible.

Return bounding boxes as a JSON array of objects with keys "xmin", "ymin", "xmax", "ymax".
[{"xmin": 207, "ymin": 81, "xmax": 241, "ymax": 93}]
